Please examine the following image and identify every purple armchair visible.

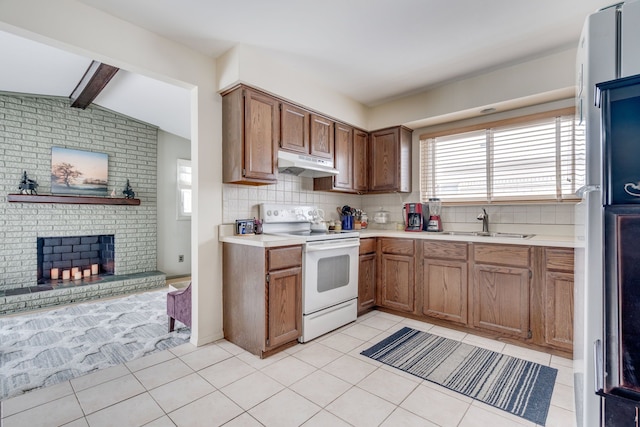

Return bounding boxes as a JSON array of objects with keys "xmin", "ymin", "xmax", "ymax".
[{"xmin": 167, "ymin": 283, "xmax": 192, "ymax": 332}]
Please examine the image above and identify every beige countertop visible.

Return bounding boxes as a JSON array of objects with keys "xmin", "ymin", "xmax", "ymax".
[
  {"xmin": 219, "ymin": 224, "xmax": 577, "ymax": 248},
  {"xmin": 356, "ymin": 229, "xmax": 576, "ymax": 248}
]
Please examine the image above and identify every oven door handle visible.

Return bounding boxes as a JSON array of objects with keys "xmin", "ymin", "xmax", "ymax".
[{"xmin": 305, "ymin": 241, "xmax": 360, "ymax": 252}]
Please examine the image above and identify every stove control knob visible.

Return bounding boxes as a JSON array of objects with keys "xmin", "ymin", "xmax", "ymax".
[{"xmin": 266, "ymin": 210, "xmax": 272, "ymax": 217}]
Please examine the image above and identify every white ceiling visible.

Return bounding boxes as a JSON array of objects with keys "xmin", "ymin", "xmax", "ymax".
[{"xmin": 0, "ymin": 0, "xmax": 619, "ymax": 139}]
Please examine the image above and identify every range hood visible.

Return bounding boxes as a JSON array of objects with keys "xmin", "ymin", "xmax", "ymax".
[{"xmin": 277, "ymin": 150, "xmax": 339, "ymax": 178}]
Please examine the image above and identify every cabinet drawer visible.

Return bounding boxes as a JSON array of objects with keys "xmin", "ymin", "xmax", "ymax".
[
  {"xmin": 359, "ymin": 238, "xmax": 376, "ymax": 255},
  {"xmin": 545, "ymin": 248, "xmax": 574, "ymax": 272},
  {"xmin": 423, "ymin": 241, "xmax": 467, "ymax": 260},
  {"xmin": 380, "ymin": 238, "xmax": 415, "ymax": 255},
  {"xmin": 268, "ymin": 246, "xmax": 302, "ymax": 270},
  {"xmin": 474, "ymin": 244, "xmax": 530, "ymax": 267}
]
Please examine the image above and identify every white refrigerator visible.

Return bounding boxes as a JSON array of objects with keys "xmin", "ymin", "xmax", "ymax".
[{"xmin": 575, "ymin": 2, "xmax": 640, "ymax": 426}]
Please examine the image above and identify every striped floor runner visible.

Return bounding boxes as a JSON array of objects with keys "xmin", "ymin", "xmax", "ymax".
[{"xmin": 361, "ymin": 327, "xmax": 557, "ymax": 425}]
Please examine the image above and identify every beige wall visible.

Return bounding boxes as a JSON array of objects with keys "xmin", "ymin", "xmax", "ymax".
[{"xmin": 0, "ymin": 0, "xmax": 222, "ymax": 346}]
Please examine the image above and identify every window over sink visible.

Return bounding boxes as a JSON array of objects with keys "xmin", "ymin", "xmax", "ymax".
[{"xmin": 420, "ymin": 107, "xmax": 584, "ymax": 203}]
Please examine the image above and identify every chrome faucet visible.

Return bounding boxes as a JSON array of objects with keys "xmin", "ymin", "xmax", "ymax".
[{"xmin": 477, "ymin": 208, "xmax": 489, "ymax": 233}]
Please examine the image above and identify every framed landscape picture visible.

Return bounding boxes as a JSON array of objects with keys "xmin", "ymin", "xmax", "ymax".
[{"xmin": 51, "ymin": 147, "xmax": 108, "ymax": 196}]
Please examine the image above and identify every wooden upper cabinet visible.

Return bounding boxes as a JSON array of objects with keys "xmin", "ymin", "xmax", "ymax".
[
  {"xmin": 369, "ymin": 126, "xmax": 412, "ymax": 193},
  {"xmin": 332, "ymin": 123, "xmax": 353, "ymax": 190},
  {"xmin": 353, "ymin": 129, "xmax": 368, "ymax": 192},
  {"xmin": 314, "ymin": 125, "xmax": 368, "ymax": 194},
  {"xmin": 222, "ymin": 86, "xmax": 279, "ymax": 185},
  {"xmin": 280, "ymin": 102, "xmax": 310, "ymax": 154},
  {"xmin": 310, "ymin": 113, "xmax": 334, "ymax": 159}
]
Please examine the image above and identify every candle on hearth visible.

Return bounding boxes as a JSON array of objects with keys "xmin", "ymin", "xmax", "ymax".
[
  {"xmin": 62, "ymin": 270, "xmax": 70, "ymax": 280},
  {"xmin": 91, "ymin": 264, "xmax": 99, "ymax": 275},
  {"xmin": 74, "ymin": 271, "xmax": 82, "ymax": 280},
  {"xmin": 71, "ymin": 267, "xmax": 79, "ymax": 276},
  {"xmin": 83, "ymin": 269, "xmax": 91, "ymax": 278},
  {"xmin": 51, "ymin": 268, "xmax": 59, "ymax": 280}
]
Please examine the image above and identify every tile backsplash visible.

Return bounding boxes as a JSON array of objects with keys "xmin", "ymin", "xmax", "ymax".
[
  {"xmin": 223, "ymin": 175, "xmax": 576, "ymax": 236},
  {"xmin": 222, "ymin": 174, "xmax": 356, "ymax": 223}
]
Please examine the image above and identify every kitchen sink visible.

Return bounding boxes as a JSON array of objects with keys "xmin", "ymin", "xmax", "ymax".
[{"xmin": 445, "ymin": 231, "xmax": 535, "ymax": 239}]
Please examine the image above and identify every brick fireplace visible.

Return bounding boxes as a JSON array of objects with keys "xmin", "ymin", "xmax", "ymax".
[
  {"xmin": 37, "ymin": 234, "xmax": 115, "ymax": 284},
  {"xmin": 0, "ymin": 93, "xmax": 165, "ymax": 315}
]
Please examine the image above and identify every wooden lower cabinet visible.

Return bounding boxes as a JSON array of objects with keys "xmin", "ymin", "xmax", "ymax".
[
  {"xmin": 472, "ymin": 264, "xmax": 530, "ymax": 338},
  {"xmin": 421, "ymin": 241, "xmax": 469, "ymax": 325},
  {"xmin": 267, "ymin": 266, "xmax": 302, "ymax": 349},
  {"xmin": 223, "ymin": 243, "xmax": 302, "ymax": 357},
  {"xmin": 543, "ymin": 248, "xmax": 574, "ymax": 351},
  {"xmin": 358, "ymin": 238, "xmax": 377, "ymax": 314},
  {"xmin": 423, "ymin": 259, "xmax": 468, "ymax": 324},
  {"xmin": 378, "ymin": 238, "xmax": 415, "ymax": 313}
]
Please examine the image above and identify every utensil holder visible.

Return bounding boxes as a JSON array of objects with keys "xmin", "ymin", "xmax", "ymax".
[{"xmin": 341, "ymin": 215, "xmax": 354, "ymax": 230}]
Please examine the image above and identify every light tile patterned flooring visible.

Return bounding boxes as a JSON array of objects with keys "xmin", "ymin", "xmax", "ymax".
[{"xmin": 0, "ymin": 310, "xmax": 576, "ymax": 427}]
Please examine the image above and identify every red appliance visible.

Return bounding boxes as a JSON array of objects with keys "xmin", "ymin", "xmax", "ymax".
[
  {"xmin": 426, "ymin": 198, "xmax": 443, "ymax": 232},
  {"xmin": 404, "ymin": 203, "xmax": 424, "ymax": 231}
]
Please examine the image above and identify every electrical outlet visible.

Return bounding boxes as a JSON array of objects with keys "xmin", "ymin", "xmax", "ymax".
[{"xmin": 178, "ymin": 255, "xmax": 184, "ymax": 262}]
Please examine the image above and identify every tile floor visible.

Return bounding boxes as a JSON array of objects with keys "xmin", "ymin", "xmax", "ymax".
[{"xmin": 0, "ymin": 310, "xmax": 576, "ymax": 427}]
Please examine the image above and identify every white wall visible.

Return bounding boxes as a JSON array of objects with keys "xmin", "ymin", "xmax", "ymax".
[
  {"xmin": 0, "ymin": 0, "xmax": 221, "ymax": 346},
  {"xmin": 368, "ymin": 48, "xmax": 577, "ymax": 130},
  {"xmin": 216, "ymin": 44, "xmax": 369, "ymax": 129},
  {"xmin": 157, "ymin": 130, "xmax": 191, "ymax": 277}
]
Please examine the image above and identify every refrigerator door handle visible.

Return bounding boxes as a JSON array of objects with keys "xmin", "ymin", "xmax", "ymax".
[
  {"xmin": 594, "ymin": 339, "xmax": 604, "ymax": 392},
  {"xmin": 576, "ymin": 184, "xmax": 601, "ymax": 198}
]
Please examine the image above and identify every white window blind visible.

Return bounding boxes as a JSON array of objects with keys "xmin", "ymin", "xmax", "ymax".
[{"xmin": 420, "ymin": 112, "xmax": 584, "ymax": 203}]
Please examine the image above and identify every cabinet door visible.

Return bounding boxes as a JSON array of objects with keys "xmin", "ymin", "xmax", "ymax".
[
  {"xmin": 280, "ymin": 102, "xmax": 309, "ymax": 154},
  {"xmin": 379, "ymin": 253, "xmax": 415, "ymax": 313},
  {"xmin": 310, "ymin": 114, "xmax": 334, "ymax": 159},
  {"xmin": 267, "ymin": 266, "xmax": 302, "ymax": 349},
  {"xmin": 423, "ymin": 259, "xmax": 468, "ymax": 325},
  {"xmin": 369, "ymin": 127, "xmax": 399, "ymax": 192},
  {"xmin": 244, "ymin": 89, "xmax": 280, "ymax": 181},
  {"xmin": 333, "ymin": 123, "xmax": 353, "ymax": 190},
  {"xmin": 358, "ymin": 253, "xmax": 376, "ymax": 314},
  {"xmin": 353, "ymin": 129, "xmax": 368, "ymax": 192},
  {"xmin": 473, "ymin": 264, "xmax": 530, "ymax": 338},
  {"xmin": 544, "ymin": 271, "xmax": 574, "ymax": 351}
]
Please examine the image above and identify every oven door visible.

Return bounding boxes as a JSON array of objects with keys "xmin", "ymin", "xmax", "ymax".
[{"xmin": 303, "ymin": 237, "xmax": 359, "ymax": 315}]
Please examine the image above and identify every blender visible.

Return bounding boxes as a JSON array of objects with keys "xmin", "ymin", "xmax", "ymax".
[{"xmin": 426, "ymin": 198, "xmax": 442, "ymax": 232}]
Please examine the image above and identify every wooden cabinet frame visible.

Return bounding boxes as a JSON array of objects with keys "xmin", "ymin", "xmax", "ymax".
[
  {"xmin": 362, "ymin": 237, "xmax": 574, "ymax": 358},
  {"xmin": 223, "ymin": 243, "xmax": 302, "ymax": 358}
]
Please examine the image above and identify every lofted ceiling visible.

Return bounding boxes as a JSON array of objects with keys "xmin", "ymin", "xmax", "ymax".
[{"xmin": 0, "ymin": 0, "xmax": 619, "ymax": 139}]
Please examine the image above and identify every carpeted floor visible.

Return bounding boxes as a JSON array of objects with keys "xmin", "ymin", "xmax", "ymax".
[
  {"xmin": 361, "ymin": 326, "xmax": 558, "ymax": 425},
  {"xmin": 0, "ymin": 289, "xmax": 191, "ymax": 401}
]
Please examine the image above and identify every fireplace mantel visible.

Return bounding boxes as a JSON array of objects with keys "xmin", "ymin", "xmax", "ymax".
[{"xmin": 7, "ymin": 194, "xmax": 141, "ymax": 205}]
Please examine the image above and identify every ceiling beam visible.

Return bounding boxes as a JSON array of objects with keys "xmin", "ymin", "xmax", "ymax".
[{"xmin": 70, "ymin": 61, "xmax": 119, "ymax": 109}]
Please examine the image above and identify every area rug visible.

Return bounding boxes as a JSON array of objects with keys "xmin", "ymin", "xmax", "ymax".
[
  {"xmin": 0, "ymin": 289, "xmax": 191, "ymax": 401},
  {"xmin": 361, "ymin": 326, "xmax": 557, "ymax": 425}
]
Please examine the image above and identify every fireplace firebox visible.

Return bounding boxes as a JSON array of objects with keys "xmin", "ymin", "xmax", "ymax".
[{"xmin": 37, "ymin": 234, "xmax": 115, "ymax": 284}]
